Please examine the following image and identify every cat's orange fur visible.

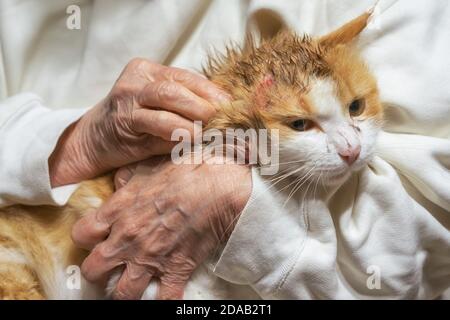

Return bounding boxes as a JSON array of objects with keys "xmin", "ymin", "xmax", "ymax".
[
  {"xmin": 206, "ymin": 11, "xmax": 381, "ymax": 138},
  {"xmin": 0, "ymin": 11, "xmax": 380, "ymax": 299},
  {"xmin": 0, "ymin": 176, "xmax": 113, "ymax": 299}
]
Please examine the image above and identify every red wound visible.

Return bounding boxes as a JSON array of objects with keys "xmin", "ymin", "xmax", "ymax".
[{"xmin": 254, "ymin": 74, "xmax": 275, "ymax": 109}]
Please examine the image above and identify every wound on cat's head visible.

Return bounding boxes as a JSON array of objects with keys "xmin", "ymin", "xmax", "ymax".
[{"xmin": 205, "ymin": 11, "xmax": 383, "ymax": 185}]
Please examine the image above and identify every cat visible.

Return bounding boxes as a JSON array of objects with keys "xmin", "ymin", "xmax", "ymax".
[{"xmin": 0, "ymin": 10, "xmax": 383, "ymax": 299}]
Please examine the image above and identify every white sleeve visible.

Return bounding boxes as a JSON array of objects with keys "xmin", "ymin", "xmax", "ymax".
[
  {"xmin": 0, "ymin": 93, "xmax": 87, "ymax": 207},
  {"xmin": 212, "ymin": 140, "xmax": 450, "ymax": 299}
]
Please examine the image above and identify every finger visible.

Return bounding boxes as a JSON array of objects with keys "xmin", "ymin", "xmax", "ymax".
[
  {"xmin": 72, "ymin": 189, "xmax": 131, "ymax": 249},
  {"xmin": 138, "ymin": 80, "xmax": 216, "ymax": 122},
  {"xmin": 145, "ymin": 136, "xmax": 179, "ymax": 156},
  {"xmin": 72, "ymin": 210, "xmax": 110, "ymax": 250},
  {"xmin": 162, "ymin": 66, "xmax": 231, "ymax": 106},
  {"xmin": 114, "ymin": 163, "xmax": 139, "ymax": 189},
  {"xmin": 157, "ymin": 277, "xmax": 187, "ymax": 300},
  {"xmin": 133, "ymin": 154, "xmax": 172, "ymax": 172},
  {"xmin": 112, "ymin": 264, "xmax": 153, "ymax": 300},
  {"xmin": 81, "ymin": 242, "xmax": 122, "ymax": 282},
  {"xmin": 132, "ymin": 108, "xmax": 200, "ymax": 141}
]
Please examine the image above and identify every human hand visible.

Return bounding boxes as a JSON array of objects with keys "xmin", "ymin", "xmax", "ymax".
[
  {"xmin": 71, "ymin": 157, "xmax": 252, "ymax": 299},
  {"xmin": 49, "ymin": 58, "xmax": 229, "ymax": 187}
]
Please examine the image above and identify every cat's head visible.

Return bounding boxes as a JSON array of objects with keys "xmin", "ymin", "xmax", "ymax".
[{"xmin": 207, "ymin": 11, "xmax": 383, "ymax": 186}]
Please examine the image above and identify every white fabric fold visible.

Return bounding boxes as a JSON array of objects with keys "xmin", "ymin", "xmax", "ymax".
[{"xmin": 0, "ymin": 93, "xmax": 85, "ymax": 207}]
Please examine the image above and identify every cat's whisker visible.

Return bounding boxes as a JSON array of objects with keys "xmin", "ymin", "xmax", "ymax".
[
  {"xmin": 312, "ymin": 171, "xmax": 323, "ymax": 206},
  {"xmin": 320, "ymin": 170, "xmax": 328, "ymax": 192},
  {"xmin": 375, "ymin": 144, "xmax": 440, "ymax": 151},
  {"xmin": 217, "ymin": 165, "xmax": 307, "ymax": 247},
  {"xmin": 281, "ymin": 164, "xmax": 317, "ymax": 209},
  {"xmin": 258, "ymin": 158, "xmax": 310, "ymax": 168},
  {"xmin": 211, "ymin": 165, "xmax": 308, "ymax": 259},
  {"xmin": 297, "ymin": 177, "xmax": 314, "ymax": 221},
  {"xmin": 278, "ymin": 167, "xmax": 314, "ymax": 194},
  {"xmin": 267, "ymin": 168, "xmax": 300, "ymax": 182}
]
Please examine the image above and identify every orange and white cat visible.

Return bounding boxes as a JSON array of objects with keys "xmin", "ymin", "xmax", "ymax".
[{"xmin": 0, "ymin": 11, "xmax": 382, "ymax": 299}]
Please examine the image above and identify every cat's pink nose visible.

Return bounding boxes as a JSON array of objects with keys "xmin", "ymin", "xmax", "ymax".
[{"xmin": 338, "ymin": 145, "xmax": 361, "ymax": 165}]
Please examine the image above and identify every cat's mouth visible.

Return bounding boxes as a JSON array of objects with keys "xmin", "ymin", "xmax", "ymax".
[{"xmin": 324, "ymin": 160, "xmax": 367, "ymax": 184}]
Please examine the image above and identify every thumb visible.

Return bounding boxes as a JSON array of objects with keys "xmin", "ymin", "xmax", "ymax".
[{"xmin": 71, "ymin": 209, "xmax": 110, "ymax": 250}]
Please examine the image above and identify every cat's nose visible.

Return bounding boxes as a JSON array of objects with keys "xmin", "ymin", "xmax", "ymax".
[{"xmin": 338, "ymin": 145, "xmax": 361, "ymax": 165}]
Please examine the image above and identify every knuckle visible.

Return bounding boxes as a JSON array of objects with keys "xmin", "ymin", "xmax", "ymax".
[
  {"xmin": 121, "ymin": 221, "xmax": 141, "ymax": 240},
  {"xmin": 170, "ymin": 68, "xmax": 194, "ymax": 83},
  {"xmin": 153, "ymin": 198, "xmax": 166, "ymax": 216},
  {"xmin": 110, "ymin": 188, "xmax": 133, "ymax": 207},
  {"xmin": 96, "ymin": 244, "xmax": 114, "ymax": 260},
  {"xmin": 127, "ymin": 57, "xmax": 151, "ymax": 70},
  {"xmin": 113, "ymin": 83, "xmax": 135, "ymax": 97},
  {"xmin": 156, "ymin": 80, "xmax": 180, "ymax": 102},
  {"xmin": 154, "ymin": 110, "xmax": 170, "ymax": 124},
  {"xmin": 141, "ymin": 233, "xmax": 168, "ymax": 257}
]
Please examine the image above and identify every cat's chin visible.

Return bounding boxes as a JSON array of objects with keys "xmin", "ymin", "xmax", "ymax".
[{"xmin": 323, "ymin": 170, "xmax": 352, "ymax": 186}]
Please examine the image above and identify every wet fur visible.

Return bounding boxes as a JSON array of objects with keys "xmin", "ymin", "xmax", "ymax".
[{"xmin": 0, "ymin": 12, "xmax": 382, "ymax": 299}]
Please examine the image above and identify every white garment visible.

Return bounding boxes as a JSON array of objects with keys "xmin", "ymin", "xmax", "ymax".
[{"xmin": 0, "ymin": 0, "xmax": 449, "ymax": 299}]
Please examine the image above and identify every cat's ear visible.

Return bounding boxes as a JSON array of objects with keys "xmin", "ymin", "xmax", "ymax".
[{"xmin": 319, "ymin": 11, "xmax": 372, "ymax": 48}]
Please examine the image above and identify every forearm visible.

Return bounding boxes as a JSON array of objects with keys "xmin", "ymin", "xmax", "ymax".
[{"xmin": 48, "ymin": 109, "xmax": 100, "ymax": 187}]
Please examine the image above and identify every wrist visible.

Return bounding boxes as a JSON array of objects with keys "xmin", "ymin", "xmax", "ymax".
[{"xmin": 48, "ymin": 116, "xmax": 98, "ymax": 187}]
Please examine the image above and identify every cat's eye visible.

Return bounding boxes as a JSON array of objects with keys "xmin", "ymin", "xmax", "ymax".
[
  {"xmin": 290, "ymin": 119, "xmax": 313, "ymax": 131},
  {"xmin": 348, "ymin": 99, "xmax": 365, "ymax": 117}
]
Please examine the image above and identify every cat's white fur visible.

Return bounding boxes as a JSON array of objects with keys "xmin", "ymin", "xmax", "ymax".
[{"xmin": 279, "ymin": 78, "xmax": 380, "ymax": 186}]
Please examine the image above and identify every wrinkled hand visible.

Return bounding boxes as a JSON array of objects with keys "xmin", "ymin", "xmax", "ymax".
[
  {"xmin": 71, "ymin": 157, "xmax": 252, "ymax": 299},
  {"xmin": 49, "ymin": 58, "xmax": 229, "ymax": 187}
]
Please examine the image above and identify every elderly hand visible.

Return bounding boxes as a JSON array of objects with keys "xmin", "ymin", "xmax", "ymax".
[
  {"xmin": 71, "ymin": 157, "xmax": 252, "ymax": 299},
  {"xmin": 49, "ymin": 58, "xmax": 229, "ymax": 187}
]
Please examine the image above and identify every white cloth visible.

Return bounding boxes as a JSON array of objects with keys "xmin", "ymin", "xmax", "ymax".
[
  {"xmin": 0, "ymin": 0, "xmax": 449, "ymax": 299},
  {"xmin": 0, "ymin": 94, "xmax": 84, "ymax": 206}
]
